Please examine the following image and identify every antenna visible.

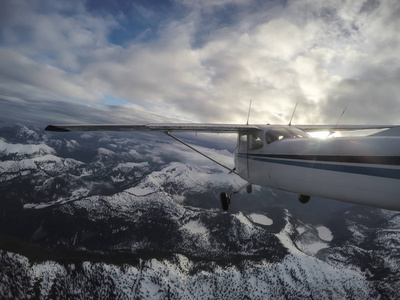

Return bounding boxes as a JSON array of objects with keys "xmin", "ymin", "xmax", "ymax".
[
  {"xmin": 335, "ymin": 106, "xmax": 348, "ymax": 128},
  {"xmin": 246, "ymin": 99, "xmax": 252, "ymax": 125},
  {"xmin": 288, "ymin": 102, "xmax": 298, "ymax": 126},
  {"xmin": 327, "ymin": 106, "xmax": 348, "ymax": 137}
]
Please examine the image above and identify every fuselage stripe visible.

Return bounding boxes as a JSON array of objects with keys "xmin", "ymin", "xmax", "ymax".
[
  {"xmin": 237, "ymin": 153, "xmax": 400, "ymax": 179},
  {"xmin": 248, "ymin": 154, "xmax": 400, "ymax": 165}
]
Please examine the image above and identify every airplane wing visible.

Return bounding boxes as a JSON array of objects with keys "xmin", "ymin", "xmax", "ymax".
[
  {"xmin": 46, "ymin": 123, "xmax": 397, "ymax": 133},
  {"xmin": 45, "ymin": 123, "xmax": 260, "ymax": 133},
  {"xmin": 295, "ymin": 125, "xmax": 397, "ymax": 132}
]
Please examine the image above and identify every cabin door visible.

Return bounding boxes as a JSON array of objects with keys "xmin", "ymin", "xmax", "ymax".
[
  {"xmin": 238, "ymin": 131, "xmax": 264, "ymax": 179},
  {"xmin": 238, "ymin": 133, "xmax": 249, "ymax": 179}
]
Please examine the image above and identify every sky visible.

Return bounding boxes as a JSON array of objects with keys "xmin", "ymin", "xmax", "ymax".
[{"xmin": 1, "ymin": 0, "xmax": 400, "ymax": 127}]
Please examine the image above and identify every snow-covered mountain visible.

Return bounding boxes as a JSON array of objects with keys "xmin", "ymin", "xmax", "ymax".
[{"xmin": 1, "ymin": 125, "xmax": 400, "ymax": 299}]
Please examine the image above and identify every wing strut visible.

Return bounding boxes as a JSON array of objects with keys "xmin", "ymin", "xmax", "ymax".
[{"xmin": 165, "ymin": 132, "xmax": 237, "ymax": 174}]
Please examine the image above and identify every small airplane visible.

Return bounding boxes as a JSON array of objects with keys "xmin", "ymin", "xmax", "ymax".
[{"xmin": 45, "ymin": 122, "xmax": 400, "ymax": 211}]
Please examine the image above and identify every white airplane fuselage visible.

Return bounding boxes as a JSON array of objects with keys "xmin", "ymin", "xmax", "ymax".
[{"xmin": 234, "ymin": 127, "xmax": 400, "ymax": 210}]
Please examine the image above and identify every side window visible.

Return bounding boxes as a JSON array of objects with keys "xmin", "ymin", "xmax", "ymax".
[
  {"xmin": 249, "ymin": 134, "xmax": 263, "ymax": 150},
  {"xmin": 239, "ymin": 134, "xmax": 247, "ymax": 150}
]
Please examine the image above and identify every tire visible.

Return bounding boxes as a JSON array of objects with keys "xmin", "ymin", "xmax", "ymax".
[
  {"xmin": 220, "ymin": 192, "xmax": 230, "ymax": 211},
  {"xmin": 298, "ymin": 194, "xmax": 310, "ymax": 204},
  {"xmin": 246, "ymin": 184, "xmax": 252, "ymax": 194}
]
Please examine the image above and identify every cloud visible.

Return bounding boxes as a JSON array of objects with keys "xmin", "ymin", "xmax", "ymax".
[
  {"xmin": 0, "ymin": 0, "xmax": 117, "ymax": 71},
  {"xmin": 323, "ymin": 76, "xmax": 400, "ymax": 124},
  {"xmin": 0, "ymin": 48, "xmax": 99, "ymax": 101},
  {"xmin": 318, "ymin": 0, "xmax": 400, "ymax": 124},
  {"xmin": 1, "ymin": 0, "xmax": 400, "ymax": 127}
]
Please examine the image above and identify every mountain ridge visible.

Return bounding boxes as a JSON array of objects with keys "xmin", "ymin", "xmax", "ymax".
[{"xmin": 1, "ymin": 125, "xmax": 400, "ymax": 299}]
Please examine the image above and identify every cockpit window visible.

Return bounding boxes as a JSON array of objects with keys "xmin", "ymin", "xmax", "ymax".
[
  {"xmin": 287, "ymin": 128, "xmax": 310, "ymax": 138},
  {"xmin": 265, "ymin": 128, "xmax": 310, "ymax": 144}
]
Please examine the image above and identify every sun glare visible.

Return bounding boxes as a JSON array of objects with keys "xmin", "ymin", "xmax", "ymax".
[{"xmin": 308, "ymin": 131, "xmax": 332, "ymax": 139}]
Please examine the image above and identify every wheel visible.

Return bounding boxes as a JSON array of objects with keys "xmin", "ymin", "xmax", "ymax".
[
  {"xmin": 246, "ymin": 184, "xmax": 252, "ymax": 194},
  {"xmin": 298, "ymin": 194, "xmax": 310, "ymax": 204},
  {"xmin": 220, "ymin": 192, "xmax": 230, "ymax": 211}
]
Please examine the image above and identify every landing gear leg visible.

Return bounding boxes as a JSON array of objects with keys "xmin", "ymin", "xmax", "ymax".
[
  {"xmin": 298, "ymin": 194, "xmax": 310, "ymax": 204},
  {"xmin": 220, "ymin": 192, "xmax": 231, "ymax": 211}
]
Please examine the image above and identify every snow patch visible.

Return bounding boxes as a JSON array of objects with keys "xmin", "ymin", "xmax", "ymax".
[
  {"xmin": 316, "ymin": 226, "xmax": 333, "ymax": 242},
  {"xmin": 301, "ymin": 242, "xmax": 329, "ymax": 255},
  {"xmin": 297, "ymin": 226, "xmax": 306, "ymax": 235},
  {"xmin": 98, "ymin": 147, "xmax": 115, "ymax": 155},
  {"xmin": 113, "ymin": 162, "xmax": 149, "ymax": 172},
  {"xmin": 0, "ymin": 139, "xmax": 55, "ymax": 156},
  {"xmin": 173, "ymin": 194, "xmax": 186, "ymax": 203},
  {"xmin": 24, "ymin": 188, "xmax": 90, "ymax": 209},
  {"xmin": 125, "ymin": 185, "xmax": 158, "ymax": 196},
  {"xmin": 66, "ymin": 140, "xmax": 79, "ymax": 150},
  {"xmin": 183, "ymin": 220, "xmax": 208, "ymax": 235},
  {"xmin": 32, "ymin": 154, "xmax": 63, "ymax": 163},
  {"xmin": 129, "ymin": 149, "xmax": 139, "ymax": 156},
  {"xmin": 276, "ymin": 211, "xmax": 302, "ymax": 255},
  {"xmin": 249, "ymin": 213, "xmax": 273, "ymax": 226},
  {"xmin": 80, "ymin": 133, "xmax": 92, "ymax": 139},
  {"xmin": 234, "ymin": 212, "xmax": 254, "ymax": 228}
]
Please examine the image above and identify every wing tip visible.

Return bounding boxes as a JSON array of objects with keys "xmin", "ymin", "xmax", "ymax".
[{"xmin": 45, "ymin": 125, "xmax": 70, "ymax": 132}]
